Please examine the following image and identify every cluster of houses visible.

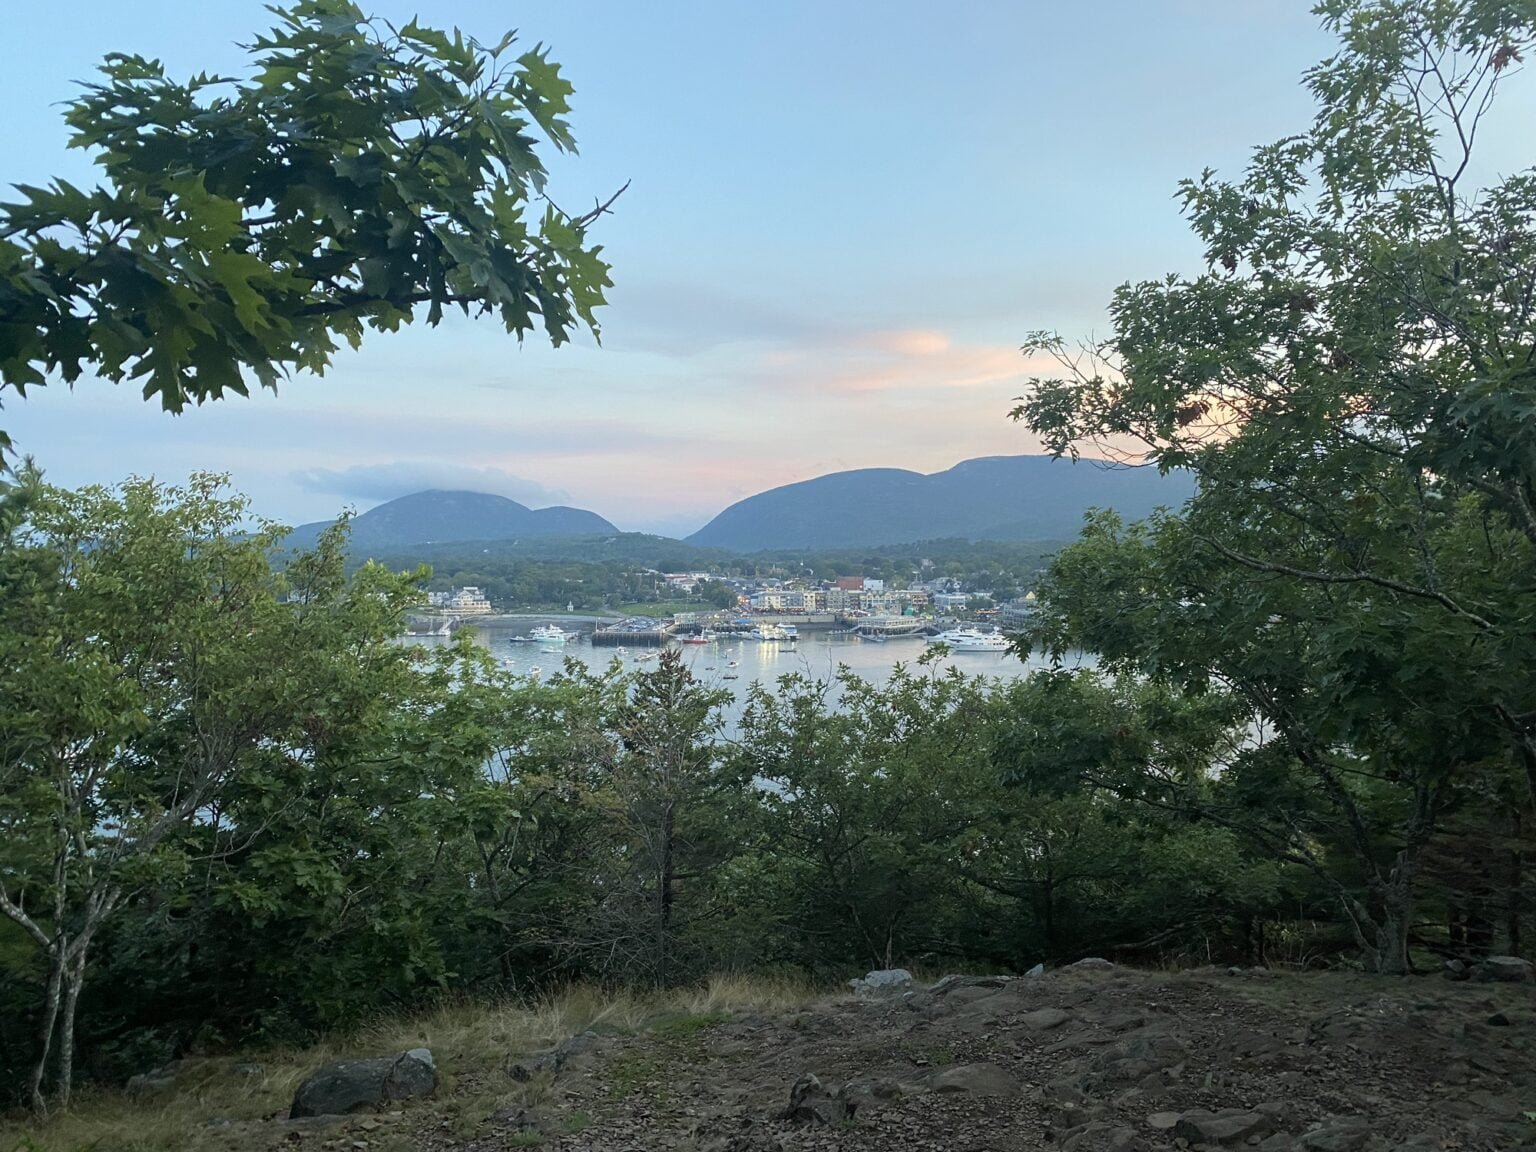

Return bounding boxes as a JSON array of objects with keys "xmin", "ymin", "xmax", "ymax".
[
  {"xmin": 421, "ymin": 574, "xmax": 1038, "ymax": 624},
  {"xmin": 425, "ymin": 586, "xmax": 494, "ymax": 614},
  {"xmin": 659, "ymin": 572, "xmax": 1035, "ymax": 621}
]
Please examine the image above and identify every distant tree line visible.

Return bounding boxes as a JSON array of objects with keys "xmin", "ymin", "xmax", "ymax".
[{"xmin": 371, "ymin": 538, "xmax": 1062, "ymax": 613}]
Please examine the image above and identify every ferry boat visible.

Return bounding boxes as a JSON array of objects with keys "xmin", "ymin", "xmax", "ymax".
[
  {"xmin": 927, "ymin": 627, "xmax": 1009, "ymax": 651},
  {"xmin": 682, "ymin": 629, "xmax": 717, "ymax": 645},
  {"xmin": 530, "ymin": 624, "xmax": 571, "ymax": 644}
]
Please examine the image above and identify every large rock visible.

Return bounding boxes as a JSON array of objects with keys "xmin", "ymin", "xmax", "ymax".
[
  {"xmin": 1021, "ymin": 1007, "xmax": 1073, "ymax": 1031},
  {"xmin": 930, "ymin": 1062, "xmax": 1018, "ymax": 1096},
  {"xmin": 1171, "ymin": 1108, "xmax": 1274, "ymax": 1146},
  {"xmin": 784, "ymin": 1073, "xmax": 849, "ymax": 1125},
  {"xmin": 1067, "ymin": 957, "xmax": 1116, "ymax": 971},
  {"xmin": 929, "ymin": 974, "xmax": 1010, "ymax": 996},
  {"xmin": 1473, "ymin": 955, "xmax": 1532, "ymax": 983},
  {"xmin": 289, "ymin": 1049, "xmax": 437, "ymax": 1118},
  {"xmin": 507, "ymin": 1030, "xmax": 602, "ymax": 1081},
  {"xmin": 126, "ymin": 1060, "xmax": 182, "ymax": 1097},
  {"xmin": 1294, "ymin": 1117, "xmax": 1373, "ymax": 1151},
  {"xmin": 849, "ymin": 968, "xmax": 914, "ymax": 996}
]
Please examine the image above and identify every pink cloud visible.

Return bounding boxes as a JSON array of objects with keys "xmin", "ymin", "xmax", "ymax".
[{"xmin": 860, "ymin": 328, "xmax": 952, "ymax": 357}]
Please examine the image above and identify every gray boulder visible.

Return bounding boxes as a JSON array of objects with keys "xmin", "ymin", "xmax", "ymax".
[
  {"xmin": 1026, "ymin": 962, "xmax": 1046, "ymax": 977},
  {"xmin": 849, "ymin": 968, "xmax": 914, "ymax": 996},
  {"xmin": 1295, "ymin": 1117, "xmax": 1373, "ymax": 1151},
  {"xmin": 928, "ymin": 1061, "xmax": 1018, "ymax": 1096},
  {"xmin": 289, "ymin": 1048, "xmax": 437, "ymax": 1118},
  {"xmin": 1172, "ymin": 1108, "xmax": 1275, "ymax": 1146},
  {"xmin": 784, "ymin": 1073, "xmax": 849, "ymax": 1125},
  {"xmin": 928, "ymin": 973, "xmax": 1009, "ymax": 996},
  {"xmin": 507, "ymin": 1030, "xmax": 602, "ymax": 1081},
  {"xmin": 1068, "ymin": 957, "xmax": 1115, "ymax": 971},
  {"xmin": 126, "ymin": 1061, "xmax": 182, "ymax": 1097},
  {"xmin": 1473, "ymin": 955, "xmax": 1532, "ymax": 983}
]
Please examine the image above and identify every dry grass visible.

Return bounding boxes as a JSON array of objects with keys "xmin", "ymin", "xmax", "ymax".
[{"xmin": 0, "ymin": 974, "xmax": 822, "ymax": 1152}]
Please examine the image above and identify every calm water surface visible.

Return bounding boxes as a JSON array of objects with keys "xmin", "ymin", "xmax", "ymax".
[{"xmin": 413, "ymin": 622, "xmax": 1089, "ymax": 730}]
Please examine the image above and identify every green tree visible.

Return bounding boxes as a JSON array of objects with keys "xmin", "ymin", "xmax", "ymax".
[
  {"xmin": 590, "ymin": 651, "xmax": 741, "ymax": 985},
  {"xmin": 0, "ymin": 1, "xmax": 615, "ymax": 453},
  {"xmin": 738, "ymin": 662, "xmax": 994, "ymax": 973},
  {"xmin": 1013, "ymin": 0, "xmax": 1536, "ymax": 971},
  {"xmin": 0, "ymin": 473, "xmax": 425, "ymax": 1111}
]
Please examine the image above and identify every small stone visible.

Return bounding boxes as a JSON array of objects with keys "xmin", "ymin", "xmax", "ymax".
[
  {"xmin": 1487, "ymin": 1011, "xmax": 1511, "ymax": 1026},
  {"xmin": 1148, "ymin": 1111, "xmax": 1181, "ymax": 1130}
]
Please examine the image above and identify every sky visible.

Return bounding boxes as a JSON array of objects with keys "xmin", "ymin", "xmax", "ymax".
[{"xmin": 2, "ymin": 2, "xmax": 1529, "ymax": 535}]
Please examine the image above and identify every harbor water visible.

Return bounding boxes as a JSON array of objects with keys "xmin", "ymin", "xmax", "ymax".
[{"xmin": 409, "ymin": 620, "xmax": 1090, "ymax": 730}]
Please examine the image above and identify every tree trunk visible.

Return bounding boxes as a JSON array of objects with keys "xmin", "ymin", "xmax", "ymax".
[
  {"xmin": 1506, "ymin": 810, "xmax": 1523, "ymax": 957},
  {"xmin": 1372, "ymin": 854, "xmax": 1416, "ymax": 975},
  {"xmin": 1374, "ymin": 897, "xmax": 1411, "ymax": 975},
  {"xmin": 58, "ymin": 944, "xmax": 89, "ymax": 1112},
  {"xmin": 658, "ymin": 801, "xmax": 675, "ymax": 985},
  {"xmin": 28, "ymin": 939, "xmax": 65, "ymax": 1116}
]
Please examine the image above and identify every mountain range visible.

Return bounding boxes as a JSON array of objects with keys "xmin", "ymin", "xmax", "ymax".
[
  {"xmin": 290, "ymin": 456, "xmax": 1190, "ymax": 555},
  {"xmin": 684, "ymin": 455, "xmax": 1193, "ymax": 550},
  {"xmin": 284, "ymin": 490, "xmax": 617, "ymax": 553}
]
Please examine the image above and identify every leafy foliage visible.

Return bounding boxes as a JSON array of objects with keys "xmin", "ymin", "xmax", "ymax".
[
  {"xmin": 1012, "ymin": 0, "xmax": 1536, "ymax": 972},
  {"xmin": 0, "ymin": 2, "xmax": 615, "ymax": 453}
]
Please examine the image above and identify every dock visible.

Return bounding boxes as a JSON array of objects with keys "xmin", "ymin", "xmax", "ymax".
[{"xmin": 591, "ymin": 617, "xmax": 676, "ymax": 648}]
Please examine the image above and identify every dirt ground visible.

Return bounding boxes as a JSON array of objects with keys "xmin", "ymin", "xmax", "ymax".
[{"xmin": 367, "ymin": 964, "xmax": 1536, "ymax": 1152}]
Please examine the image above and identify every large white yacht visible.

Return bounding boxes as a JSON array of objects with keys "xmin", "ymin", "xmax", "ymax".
[
  {"xmin": 928, "ymin": 627, "xmax": 1009, "ymax": 651},
  {"xmin": 530, "ymin": 624, "xmax": 571, "ymax": 644}
]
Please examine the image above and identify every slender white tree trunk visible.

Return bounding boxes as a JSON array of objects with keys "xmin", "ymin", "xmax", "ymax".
[{"xmin": 28, "ymin": 940, "xmax": 65, "ymax": 1116}]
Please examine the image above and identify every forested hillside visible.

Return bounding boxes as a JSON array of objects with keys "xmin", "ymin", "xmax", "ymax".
[
  {"xmin": 687, "ymin": 455, "xmax": 1194, "ymax": 550},
  {"xmin": 284, "ymin": 490, "xmax": 618, "ymax": 554}
]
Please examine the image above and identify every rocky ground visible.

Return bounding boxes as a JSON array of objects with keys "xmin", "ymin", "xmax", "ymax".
[
  {"xmin": 322, "ymin": 962, "xmax": 1536, "ymax": 1152},
  {"xmin": 43, "ymin": 963, "xmax": 1534, "ymax": 1152}
]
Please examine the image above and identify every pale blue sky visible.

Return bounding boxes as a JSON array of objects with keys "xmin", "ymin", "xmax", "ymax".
[{"xmin": 4, "ymin": 2, "xmax": 1530, "ymax": 533}]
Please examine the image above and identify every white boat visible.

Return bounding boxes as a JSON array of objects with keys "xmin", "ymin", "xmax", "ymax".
[
  {"xmin": 530, "ymin": 624, "xmax": 570, "ymax": 644},
  {"xmin": 928, "ymin": 627, "xmax": 1010, "ymax": 651},
  {"xmin": 747, "ymin": 623, "xmax": 792, "ymax": 641}
]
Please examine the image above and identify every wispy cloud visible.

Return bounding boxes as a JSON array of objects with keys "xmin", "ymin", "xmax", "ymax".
[
  {"xmin": 291, "ymin": 461, "xmax": 571, "ymax": 507},
  {"xmin": 748, "ymin": 326, "xmax": 1060, "ymax": 396}
]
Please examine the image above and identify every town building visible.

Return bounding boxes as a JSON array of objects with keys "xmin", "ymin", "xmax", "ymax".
[{"xmin": 448, "ymin": 586, "xmax": 494, "ymax": 614}]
